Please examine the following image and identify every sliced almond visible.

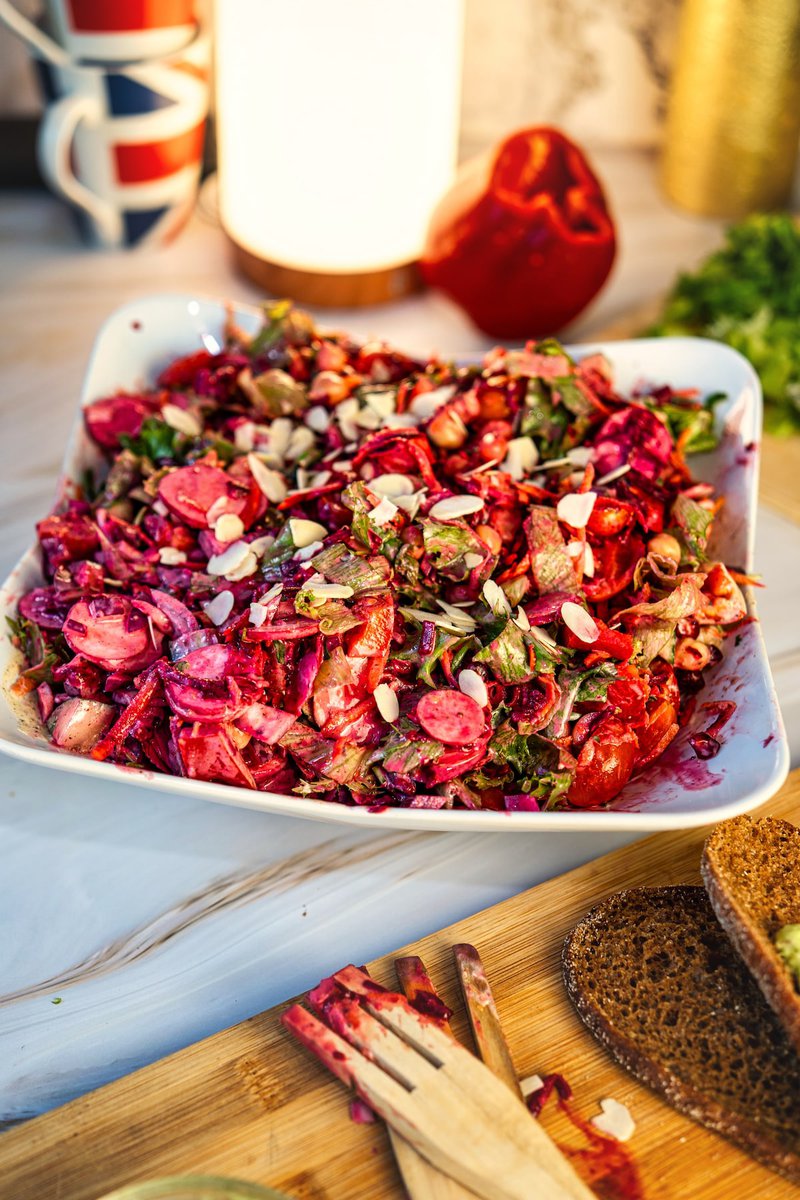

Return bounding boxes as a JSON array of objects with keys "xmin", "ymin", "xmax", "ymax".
[
  {"xmin": 556, "ymin": 491, "xmax": 597, "ymax": 529},
  {"xmin": 207, "ymin": 540, "xmax": 251, "ymax": 577},
  {"xmin": 305, "ymin": 405, "xmax": 331, "ymax": 433},
  {"xmin": 161, "ymin": 403, "xmax": 201, "ymax": 438},
  {"xmin": 501, "ymin": 436, "xmax": 539, "ymax": 481},
  {"xmin": 370, "ymin": 473, "xmax": 416, "ymax": 498},
  {"xmin": 409, "ymin": 384, "xmax": 456, "ymax": 420},
  {"xmin": 247, "ymin": 453, "xmax": 288, "ymax": 503},
  {"xmin": 289, "ymin": 518, "xmax": 328, "ymax": 548},
  {"xmin": 590, "ymin": 1098, "xmax": 636, "ymax": 1143},
  {"xmin": 249, "ymin": 601, "xmax": 268, "ymax": 627},
  {"xmin": 234, "ymin": 421, "xmax": 256, "ymax": 452},
  {"xmin": 214, "ymin": 513, "xmax": 245, "ymax": 544},
  {"xmin": 596, "ymin": 463, "xmax": 631, "ymax": 486},
  {"xmin": 513, "ymin": 605, "xmax": 530, "ymax": 631},
  {"xmin": 286, "ymin": 425, "xmax": 316, "ymax": 461},
  {"xmin": 202, "ymin": 589, "xmax": 234, "ymax": 626},
  {"xmin": 482, "ymin": 578, "xmax": 511, "ymax": 615},
  {"xmin": 225, "ymin": 551, "xmax": 258, "ymax": 581},
  {"xmin": 458, "ymin": 668, "xmax": 488, "ymax": 708},
  {"xmin": 430, "ymin": 494, "xmax": 485, "ymax": 521},
  {"xmin": 369, "ymin": 496, "xmax": 399, "ymax": 527},
  {"xmin": 374, "ymin": 683, "xmax": 399, "ymax": 722},
  {"xmin": 304, "ymin": 582, "xmax": 354, "ymax": 606},
  {"xmin": 561, "ymin": 600, "xmax": 599, "ymax": 643},
  {"xmin": 293, "ymin": 539, "xmax": 324, "ymax": 562},
  {"xmin": 157, "ymin": 546, "xmax": 187, "ymax": 566}
]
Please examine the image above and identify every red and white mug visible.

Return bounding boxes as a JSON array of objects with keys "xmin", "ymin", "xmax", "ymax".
[
  {"xmin": 0, "ymin": 0, "xmax": 197, "ymax": 64},
  {"xmin": 35, "ymin": 24, "xmax": 210, "ymax": 248}
]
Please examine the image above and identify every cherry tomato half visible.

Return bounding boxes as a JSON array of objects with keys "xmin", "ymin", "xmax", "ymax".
[
  {"xmin": 568, "ymin": 715, "xmax": 638, "ymax": 808},
  {"xmin": 635, "ymin": 660, "xmax": 680, "ymax": 767}
]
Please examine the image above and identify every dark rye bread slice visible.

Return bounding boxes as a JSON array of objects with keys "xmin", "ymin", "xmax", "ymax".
[
  {"xmin": 562, "ymin": 885, "xmax": 800, "ymax": 1183},
  {"xmin": 701, "ymin": 814, "xmax": 800, "ymax": 1056}
]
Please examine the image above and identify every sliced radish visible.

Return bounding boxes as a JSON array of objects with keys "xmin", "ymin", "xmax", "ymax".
[
  {"xmin": 561, "ymin": 600, "xmax": 600, "ymax": 644},
  {"xmin": 416, "ymin": 688, "xmax": 485, "ymax": 745},
  {"xmin": 158, "ymin": 464, "xmax": 239, "ymax": 530},
  {"xmin": 148, "ymin": 588, "xmax": 198, "ymax": 636},
  {"xmin": 63, "ymin": 595, "xmax": 162, "ymax": 671},
  {"xmin": 164, "ymin": 675, "xmax": 247, "ymax": 723},
  {"xmin": 84, "ymin": 392, "xmax": 162, "ymax": 450},
  {"xmin": 176, "ymin": 644, "xmax": 257, "ymax": 680}
]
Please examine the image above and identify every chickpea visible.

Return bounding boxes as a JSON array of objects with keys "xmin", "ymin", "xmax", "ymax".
[
  {"xmin": 648, "ymin": 532, "xmax": 682, "ymax": 565},
  {"xmin": 476, "ymin": 524, "xmax": 502, "ymax": 556},
  {"xmin": 428, "ymin": 407, "xmax": 468, "ymax": 449},
  {"xmin": 229, "ymin": 726, "xmax": 252, "ymax": 750},
  {"xmin": 478, "ymin": 388, "xmax": 510, "ymax": 420},
  {"xmin": 674, "ymin": 637, "xmax": 712, "ymax": 671}
]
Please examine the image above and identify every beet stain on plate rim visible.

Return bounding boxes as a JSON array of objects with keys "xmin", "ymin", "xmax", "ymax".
[{"xmin": 0, "ymin": 295, "xmax": 789, "ymax": 832}]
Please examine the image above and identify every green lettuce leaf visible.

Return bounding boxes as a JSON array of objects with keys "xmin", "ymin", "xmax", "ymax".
[
  {"xmin": 544, "ymin": 662, "xmax": 616, "ymax": 736},
  {"xmin": 525, "ymin": 507, "xmax": 577, "ymax": 593},
  {"xmin": 616, "ymin": 575, "xmax": 706, "ymax": 666},
  {"xmin": 311, "ymin": 542, "xmax": 389, "ymax": 593},
  {"xmin": 421, "ymin": 520, "xmax": 487, "ymax": 581},
  {"xmin": 474, "ymin": 619, "xmax": 532, "ymax": 684},
  {"xmin": 671, "ymin": 494, "xmax": 714, "ymax": 562}
]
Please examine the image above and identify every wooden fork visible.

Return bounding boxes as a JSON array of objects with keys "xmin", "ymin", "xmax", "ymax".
[{"xmin": 283, "ymin": 960, "xmax": 594, "ymax": 1200}]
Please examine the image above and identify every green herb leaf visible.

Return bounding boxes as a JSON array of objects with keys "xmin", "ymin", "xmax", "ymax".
[
  {"xmin": 648, "ymin": 213, "xmax": 800, "ymax": 435},
  {"xmin": 120, "ymin": 416, "xmax": 181, "ymax": 462}
]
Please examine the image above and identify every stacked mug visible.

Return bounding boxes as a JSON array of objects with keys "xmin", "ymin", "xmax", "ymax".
[{"xmin": 0, "ymin": 0, "xmax": 211, "ymax": 247}]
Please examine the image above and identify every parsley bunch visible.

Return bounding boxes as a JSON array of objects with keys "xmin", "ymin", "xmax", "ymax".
[{"xmin": 649, "ymin": 213, "xmax": 800, "ymax": 436}]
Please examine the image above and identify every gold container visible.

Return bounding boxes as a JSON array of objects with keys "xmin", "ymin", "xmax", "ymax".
[{"xmin": 661, "ymin": 0, "xmax": 800, "ymax": 217}]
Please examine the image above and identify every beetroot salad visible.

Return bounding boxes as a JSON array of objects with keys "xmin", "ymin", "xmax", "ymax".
[{"xmin": 8, "ymin": 301, "xmax": 749, "ymax": 812}]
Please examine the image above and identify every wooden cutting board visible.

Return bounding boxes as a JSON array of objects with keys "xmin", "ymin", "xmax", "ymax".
[
  {"xmin": 591, "ymin": 300, "xmax": 800, "ymax": 527},
  {"xmin": 2, "ymin": 771, "xmax": 799, "ymax": 1200}
]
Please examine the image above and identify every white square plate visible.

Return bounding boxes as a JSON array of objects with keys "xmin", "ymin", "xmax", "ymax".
[{"xmin": 0, "ymin": 295, "xmax": 789, "ymax": 831}]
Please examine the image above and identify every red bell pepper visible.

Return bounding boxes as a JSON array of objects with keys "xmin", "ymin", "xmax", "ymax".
[{"xmin": 421, "ymin": 127, "xmax": 616, "ymax": 339}]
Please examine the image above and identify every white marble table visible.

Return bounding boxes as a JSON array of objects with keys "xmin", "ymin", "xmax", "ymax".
[{"xmin": 1, "ymin": 150, "xmax": 799, "ymax": 1130}]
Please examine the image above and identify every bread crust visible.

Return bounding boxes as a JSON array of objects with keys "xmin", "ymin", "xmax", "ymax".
[
  {"xmin": 563, "ymin": 885, "xmax": 800, "ymax": 1184},
  {"xmin": 701, "ymin": 815, "xmax": 800, "ymax": 1056}
]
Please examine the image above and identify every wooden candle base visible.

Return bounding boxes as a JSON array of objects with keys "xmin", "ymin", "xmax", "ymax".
[{"xmin": 228, "ymin": 236, "xmax": 424, "ymax": 308}]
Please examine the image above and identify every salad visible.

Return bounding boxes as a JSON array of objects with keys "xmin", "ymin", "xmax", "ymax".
[{"xmin": 8, "ymin": 301, "xmax": 749, "ymax": 813}]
